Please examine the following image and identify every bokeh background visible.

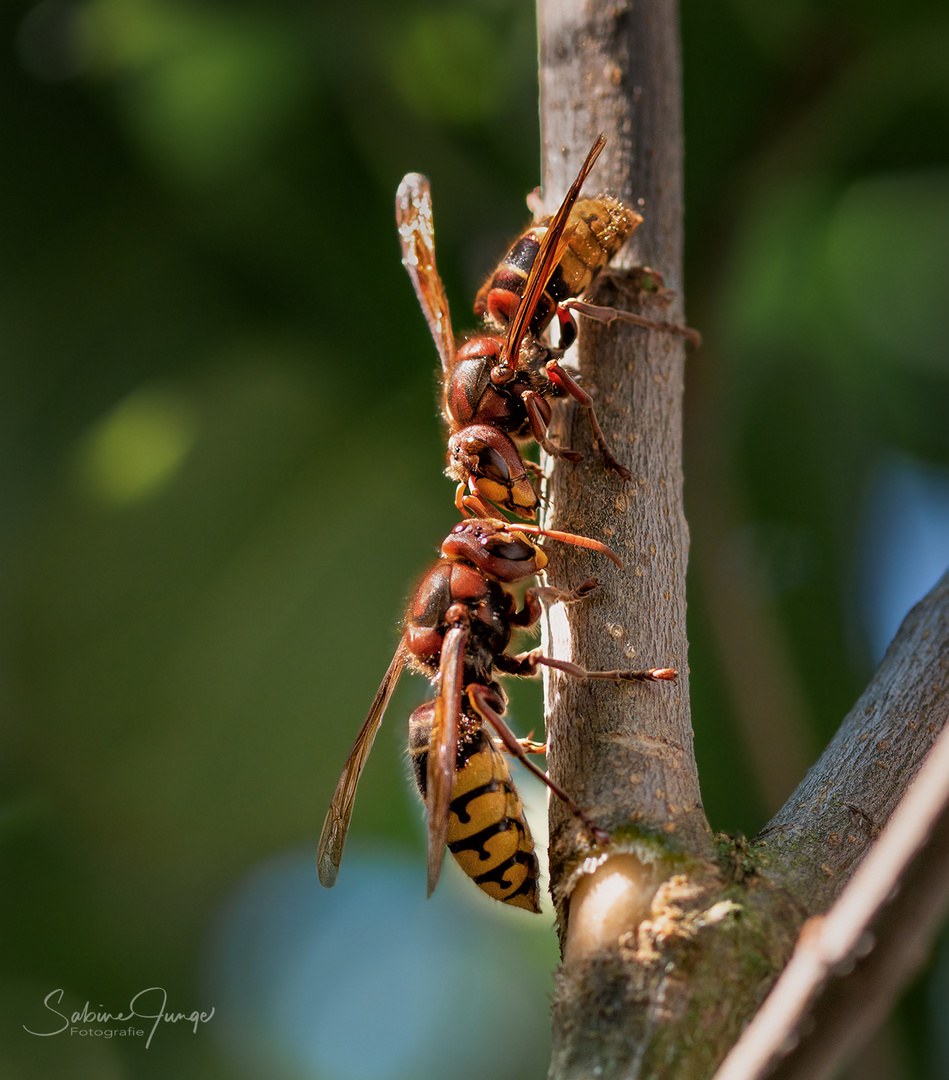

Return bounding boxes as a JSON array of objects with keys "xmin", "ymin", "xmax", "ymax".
[{"xmin": 1, "ymin": 1, "xmax": 947, "ymax": 1078}]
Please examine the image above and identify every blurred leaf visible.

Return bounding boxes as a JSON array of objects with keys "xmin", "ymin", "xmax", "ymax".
[
  {"xmin": 827, "ymin": 169, "xmax": 949, "ymax": 373},
  {"xmin": 387, "ymin": 8, "xmax": 507, "ymax": 124},
  {"xmin": 81, "ymin": 0, "xmax": 311, "ymax": 183},
  {"xmin": 72, "ymin": 384, "xmax": 198, "ymax": 504}
]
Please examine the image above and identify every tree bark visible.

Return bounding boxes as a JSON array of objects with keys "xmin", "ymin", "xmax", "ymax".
[
  {"xmin": 538, "ymin": 0, "xmax": 706, "ymax": 862},
  {"xmin": 537, "ymin": 3, "xmax": 949, "ymax": 1079},
  {"xmin": 538, "ymin": 3, "xmax": 757, "ymax": 1076}
]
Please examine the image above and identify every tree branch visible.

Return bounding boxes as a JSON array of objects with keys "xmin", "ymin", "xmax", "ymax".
[
  {"xmin": 759, "ymin": 568, "xmax": 949, "ymax": 911},
  {"xmin": 537, "ymin": 3, "xmax": 749, "ymax": 1077},
  {"xmin": 536, "ymin": 3, "xmax": 949, "ymax": 1078},
  {"xmin": 714, "ymin": 616, "xmax": 949, "ymax": 1079},
  {"xmin": 538, "ymin": 0, "xmax": 706, "ymax": 871}
]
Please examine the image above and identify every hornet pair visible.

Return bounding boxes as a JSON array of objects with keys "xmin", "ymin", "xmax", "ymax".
[{"xmin": 318, "ymin": 137, "xmax": 684, "ymax": 910}]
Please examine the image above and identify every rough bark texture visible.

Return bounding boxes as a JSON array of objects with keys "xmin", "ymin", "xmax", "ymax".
[
  {"xmin": 536, "ymin": 3, "xmax": 949, "ymax": 1080},
  {"xmin": 536, "ymin": 2, "xmax": 774, "ymax": 1077},
  {"xmin": 538, "ymin": 0, "xmax": 708, "ymax": 872}
]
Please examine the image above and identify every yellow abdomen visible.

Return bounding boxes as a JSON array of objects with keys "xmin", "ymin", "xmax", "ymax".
[{"xmin": 409, "ymin": 714, "xmax": 541, "ymax": 912}]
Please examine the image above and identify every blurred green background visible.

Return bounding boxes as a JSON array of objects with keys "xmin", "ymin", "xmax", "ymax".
[{"xmin": 1, "ymin": 1, "xmax": 948, "ymax": 1077}]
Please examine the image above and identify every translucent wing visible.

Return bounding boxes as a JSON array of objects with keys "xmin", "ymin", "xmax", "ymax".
[
  {"xmin": 503, "ymin": 134, "xmax": 607, "ymax": 372},
  {"xmin": 425, "ymin": 623, "xmax": 467, "ymax": 897},
  {"xmin": 396, "ymin": 173, "xmax": 456, "ymax": 375},
  {"xmin": 317, "ymin": 639, "xmax": 408, "ymax": 887}
]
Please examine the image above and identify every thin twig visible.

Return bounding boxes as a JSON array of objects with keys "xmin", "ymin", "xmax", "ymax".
[{"xmin": 713, "ymin": 717, "xmax": 949, "ymax": 1080}]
